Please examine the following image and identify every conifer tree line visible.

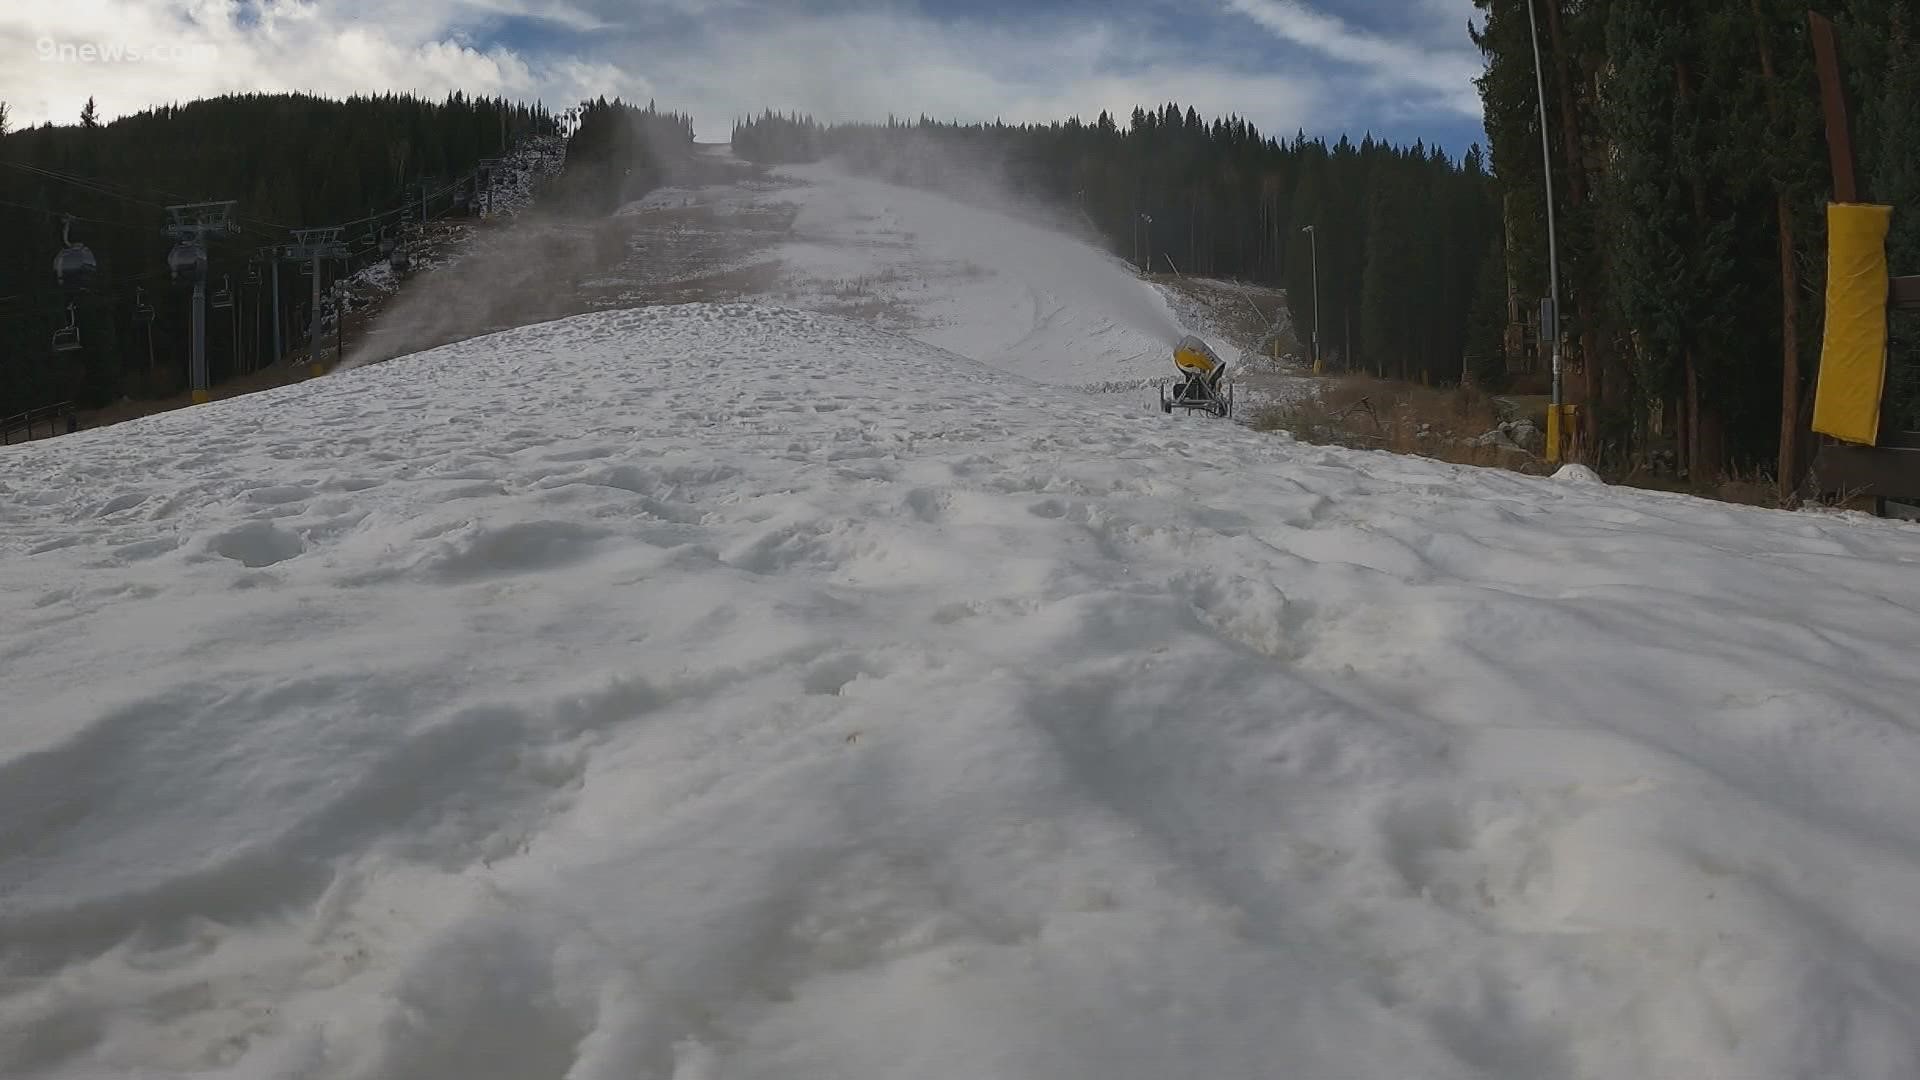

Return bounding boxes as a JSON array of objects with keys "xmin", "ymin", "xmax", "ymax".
[
  {"xmin": 1474, "ymin": 0, "xmax": 1919, "ymax": 482},
  {"xmin": 1, "ymin": 92, "xmax": 556, "ymax": 419},
  {"xmin": 734, "ymin": 108, "xmax": 1501, "ymax": 386},
  {"xmin": 550, "ymin": 98, "xmax": 696, "ymax": 214}
]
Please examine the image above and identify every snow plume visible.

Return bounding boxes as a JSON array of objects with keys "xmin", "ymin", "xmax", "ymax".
[
  {"xmin": 818, "ymin": 127, "xmax": 1187, "ymax": 348},
  {"xmin": 339, "ymin": 210, "xmax": 623, "ymax": 370}
]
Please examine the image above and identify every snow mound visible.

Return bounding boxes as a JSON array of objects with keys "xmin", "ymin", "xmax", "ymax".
[
  {"xmin": 5, "ymin": 304, "xmax": 1920, "ymax": 1079},
  {"xmin": 1552, "ymin": 463, "xmax": 1603, "ymax": 485}
]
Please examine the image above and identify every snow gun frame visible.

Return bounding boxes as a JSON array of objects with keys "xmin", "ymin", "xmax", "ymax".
[
  {"xmin": 1160, "ymin": 335, "xmax": 1235, "ymax": 419},
  {"xmin": 1804, "ymin": 11, "xmax": 1920, "ymax": 515}
]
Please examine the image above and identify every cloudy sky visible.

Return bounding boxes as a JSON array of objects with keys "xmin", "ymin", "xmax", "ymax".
[{"xmin": 2, "ymin": 0, "xmax": 1487, "ymax": 152}]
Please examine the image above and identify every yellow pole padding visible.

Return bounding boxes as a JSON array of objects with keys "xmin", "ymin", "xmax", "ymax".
[
  {"xmin": 1812, "ymin": 202, "xmax": 1892, "ymax": 445},
  {"xmin": 1545, "ymin": 403, "xmax": 1576, "ymax": 465}
]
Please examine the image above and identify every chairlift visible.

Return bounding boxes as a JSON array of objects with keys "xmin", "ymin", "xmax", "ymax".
[
  {"xmin": 53, "ymin": 215, "xmax": 99, "ymax": 291},
  {"xmin": 243, "ymin": 261, "xmax": 263, "ymax": 287},
  {"xmin": 52, "ymin": 304, "xmax": 82, "ymax": 353},
  {"xmin": 168, "ymin": 240, "xmax": 208, "ymax": 283},
  {"xmin": 212, "ymin": 274, "xmax": 234, "ymax": 310},
  {"xmin": 134, "ymin": 286, "xmax": 155, "ymax": 324}
]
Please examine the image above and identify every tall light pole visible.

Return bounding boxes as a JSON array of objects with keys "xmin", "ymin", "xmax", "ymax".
[
  {"xmin": 1525, "ymin": 0, "xmax": 1566, "ymax": 462},
  {"xmin": 1300, "ymin": 224, "xmax": 1321, "ymax": 375},
  {"xmin": 1139, "ymin": 212, "xmax": 1154, "ymax": 274}
]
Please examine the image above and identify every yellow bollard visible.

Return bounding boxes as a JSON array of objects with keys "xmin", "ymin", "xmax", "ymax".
[
  {"xmin": 1545, "ymin": 403, "xmax": 1577, "ymax": 465},
  {"xmin": 191, "ymin": 389, "xmax": 210, "ymax": 405}
]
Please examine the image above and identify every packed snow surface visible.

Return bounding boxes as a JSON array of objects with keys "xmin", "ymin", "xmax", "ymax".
[{"xmin": 5, "ymin": 305, "xmax": 1920, "ymax": 1079}]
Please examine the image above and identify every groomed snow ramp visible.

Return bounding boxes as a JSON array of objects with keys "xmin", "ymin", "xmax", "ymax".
[{"xmin": 4, "ymin": 304, "xmax": 1920, "ymax": 1079}]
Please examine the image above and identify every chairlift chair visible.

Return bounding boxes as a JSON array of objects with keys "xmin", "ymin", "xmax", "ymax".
[
  {"xmin": 212, "ymin": 274, "xmax": 235, "ymax": 310},
  {"xmin": 53, "ymin": 215, "xmax": 98, "ymax": 291},
  {"xmin": 243, "ymin": 261, "xmax": 263, "ymax": 287},
  {"xmin": 52, "ymin": 304, "xmax": 82, "ymax": 353},
  {"xmin": 168, "ymin": 240, "xmax": 208, "ymax": 283},
  {"xmin": 134, "ymin": 287, "xmax": 155, "ymax": 324},
  {"xmin": 1159, "ymin": 335, "xmax": 1234, "ymax": 419}
]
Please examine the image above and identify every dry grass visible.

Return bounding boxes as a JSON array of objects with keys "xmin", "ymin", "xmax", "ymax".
[
  {"xmin": 1268, "ymin": 374, "xmax": 1826, "ymax": 511},
  {"xmin": 1253, "ymin": 375, "xmax": 1545, "ymax": 472},
  {"xmin": 1615, "ymin": 465, "xmax": 1787, "ymax": 509}
]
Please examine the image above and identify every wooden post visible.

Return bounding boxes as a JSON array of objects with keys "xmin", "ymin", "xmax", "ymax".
[{"xmin": 1809, "ymin": 12, "xmax": 1858, "ymax": 203}]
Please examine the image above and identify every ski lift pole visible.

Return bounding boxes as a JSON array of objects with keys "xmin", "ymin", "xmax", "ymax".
[
  {"xmin": 191, "ymin": 278, "xmax": 207, "ymax": 397},
  {"xmin": 1302, "ymin": 224, "xmax": 1321, "ymax": 374},
  {"xmin": 164, "ymin": 201, "xmax": 235, "ymax": 404},
  {"xmin": 1524, "ymin": 0, "xmax": 1567, "ymax": 464},
  {"xmin": 271, "ymin": 254, "xmax": 282, "ymax": 365},
  {"xmin": 286, "ymin": 227, "xmax": 348, "ymax": 374}
]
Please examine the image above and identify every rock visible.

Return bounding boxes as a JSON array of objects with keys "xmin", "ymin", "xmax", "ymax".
[
  {"xmin": 1472, "ymin": 420, "xmax": 1545, "ymax": 455},
  {"xmin": 1504, "ymin": 419, "xmax": 1544, "ymax": 453}
]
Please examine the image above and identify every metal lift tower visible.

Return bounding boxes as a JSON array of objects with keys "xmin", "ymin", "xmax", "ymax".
[
  {"xmin": 164, "ymin": 201, "xmax": 237, "ymax": 404},
  {"xmin": 285, "ymin": 227, "xmax": 351, "ymax": 372}
]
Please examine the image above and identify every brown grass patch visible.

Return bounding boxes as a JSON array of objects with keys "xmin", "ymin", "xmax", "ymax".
[{"xmin": 1253, "ymin": 375, "xmax": 1544, "ymax": 472}]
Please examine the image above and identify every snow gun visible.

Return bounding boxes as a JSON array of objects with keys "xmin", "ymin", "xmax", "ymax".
[{"xmin": 1160, "ymin": 335, "xmax": 1233, "ymax": 418}]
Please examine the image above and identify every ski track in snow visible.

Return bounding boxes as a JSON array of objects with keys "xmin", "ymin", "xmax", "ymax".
[{"xmin": 4, "ymin": 304, "xmax": 1920, "ymax": 1078}]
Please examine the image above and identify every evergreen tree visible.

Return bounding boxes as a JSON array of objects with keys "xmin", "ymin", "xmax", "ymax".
[
  {"xmin": 0, "ymin": 91, "xmax": 557, "ymax": 417},
  {"xmin": 79, "ymin": 97, "xmax": 97, "ymax": 129},
  {"xmin": 1464, "ymin": 231, "xmax": 1511, "ymax": 390}
]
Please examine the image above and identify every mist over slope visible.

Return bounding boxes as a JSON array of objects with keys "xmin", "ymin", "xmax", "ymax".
[
  {"xmin": 353, "ymin": 145, "xmax": 1215, "ymax": 388},
  {"xmin": 4, "ymin": 304, "xmax": 1920, "ymax": 1078}
]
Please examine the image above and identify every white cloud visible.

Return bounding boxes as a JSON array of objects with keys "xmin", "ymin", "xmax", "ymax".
[
  {"xmin": 1221, "ymin": 0, "xmax": 1482, "ymax": 118},
  {"xmin": 0, "ymin": 0, "xmax": 1447, "ymax": 143}
]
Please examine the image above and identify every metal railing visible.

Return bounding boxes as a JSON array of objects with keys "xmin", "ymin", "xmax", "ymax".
[{"xmin": 0, "ymin": 402, "xmax": 77, "ymax": 446}]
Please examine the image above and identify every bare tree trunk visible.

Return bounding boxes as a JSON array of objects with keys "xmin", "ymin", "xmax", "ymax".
[
  {"xmin": 1774, "ymin": 194, "xmax": 1801, "ymax": 496},
  {"xmin": 1676, "ymin": 57, "xmax": 1721, "ymax": 482},
  {"xmin": 1750, "ymin": 1, "xmax": 1803, "ymax": 501},
  {"xmin": 1686, "ymin": 353, "xmax": 1701, "ymax": 482},
  {"xmin": 1542, "ymin": 0, "xmax": 1604, "ymax": 458}
]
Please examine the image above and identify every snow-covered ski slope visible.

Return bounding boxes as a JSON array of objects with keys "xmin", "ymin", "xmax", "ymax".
[
  {"xmin": 618, "ymin": 151, "xmax": 1197, "ymax": 387},
  {"xmin": 6, "ymin": 304, "xmax": 1920, "ymax": 1079}
]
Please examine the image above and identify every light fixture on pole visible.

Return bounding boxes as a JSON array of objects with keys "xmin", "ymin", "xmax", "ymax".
[
  {"xmin": 1524, "ymin": 0, "xmax": 1566, "ymax": 463},
  {"xmin": 1301, "ymin": 224, "xmax": 1321, "ymax": 375}
]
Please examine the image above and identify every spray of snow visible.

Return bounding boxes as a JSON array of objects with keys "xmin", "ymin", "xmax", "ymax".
[{"xmin": 344, "ymin": 137, "xmax": 1195, "ymax": 386}]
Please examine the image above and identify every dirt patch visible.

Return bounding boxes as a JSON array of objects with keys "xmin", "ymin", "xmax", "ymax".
[{"xmin": 1253, "ymin": 375, "xmax": 1544, "ymax": 472}]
